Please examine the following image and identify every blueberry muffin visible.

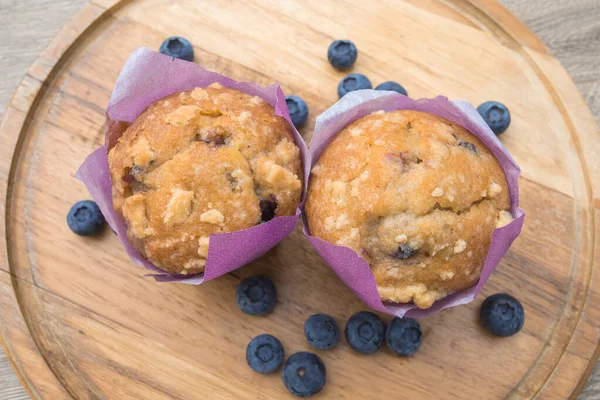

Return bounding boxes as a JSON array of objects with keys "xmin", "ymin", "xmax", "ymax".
[
  {"xmin": 108, "ymin": 84, "xmax": 303, "ymax": 275},
  {"xmin": 305, "ymin": 110, "xmax": 511, "ymax": 309}
]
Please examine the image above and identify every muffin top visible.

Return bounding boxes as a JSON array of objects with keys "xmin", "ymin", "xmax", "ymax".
[
  {"xmin": 108, "ymin": 84, "xmax": 303, "ymax": 275},
  {"xmin": 305, "ymin": 110, "xmax": 511, "ymax": 309}
]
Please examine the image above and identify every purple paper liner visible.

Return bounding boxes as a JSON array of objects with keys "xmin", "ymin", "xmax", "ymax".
[
  {"xmin": 303, "ymin": 90, "xmax": 525, "ymax": 318},
  {"xmin": 76, "ymin": 47, "xmax": 310, "ymax": 284}
]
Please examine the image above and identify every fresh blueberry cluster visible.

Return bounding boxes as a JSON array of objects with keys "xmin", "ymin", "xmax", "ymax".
[
  {"xmin": 237, "ymin": 276, "xmax": 439, "ymax": 396},
  {"xmin": 325, "ymin": 39, "xmax": 512, "ymax": 135},
  {"xmin": 326, "ymin": 39, "xmax": 409, "ymax": 99},
  {"xmin": 344, "ymin": 311, "xmax": 424, "ymax": 357},
  {"xmin": 238, "ymin": 276, "xmax": 327, "ymax": 397},
  {"xmin": 236, "ymin": 275, "xmax": 524, "ymax": 396}
]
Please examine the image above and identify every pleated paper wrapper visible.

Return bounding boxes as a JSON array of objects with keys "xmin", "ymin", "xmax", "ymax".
[
  {"xmin": 76, "ymin": 47, "xmax": 310, "ymax": 284},
  {"xmin": 304, "ymin": 90, "xmax": 524, "ymax": 318}
]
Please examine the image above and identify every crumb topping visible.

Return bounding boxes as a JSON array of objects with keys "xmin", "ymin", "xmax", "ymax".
[
  {"xmin": 306, "ymin": 110, "xmax": 510, "ymax": 309},
  {"xmin": 108, "ymin": 86, "xmax": 303, "ymax": 274}
]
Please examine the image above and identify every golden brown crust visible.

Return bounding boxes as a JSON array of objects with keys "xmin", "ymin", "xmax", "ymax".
[
  {"xmin": 305, "ymin": 110, "xmax": 510, "ymax": 308},
  {"xmin": 109, "ymin": 84, "xmax": 303, "ymax": 274}
]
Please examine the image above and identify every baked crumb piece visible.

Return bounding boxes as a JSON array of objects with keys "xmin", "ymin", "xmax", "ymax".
[
  {"xmin": 275, "ymin": 139, "xmax": 297, "ymax": 164},
  {"xmin": 395, "ymin": 234, "xmax": 408, "ymax": 244},
  {"xmin": 377, "ymin": 284, "xmax": 440, "ymax": 309},
  {"xmin": 431, "ymin": 187, "xmax": 444, "ymax": 197},
  {"xmin": 200, "ymin": 209, "xmax": 225, "ymax": 225},
  {"xmin": 122, "ymin": 194, "xmax": 153, "ymax": 238},
  {"xmin": 264, "ymin": 162, "xmax": 301, "ymax": 189},
  {"xmin": 383, "ymin": 112, "xmax": 406, "ymax": 124},
  {"xmin": 432, "ymin": 243, "xmax": 449, "ymax": 256},
  {"xmin": 164, "ymin": 105, "xmax": 201, "ymax": 126},
  {"xmin": 237, "ymin": 111, "xmax": 252, "ymax": 123},
  {"xmin": 336, "ymin": 227, "xmax": 361, "ymax": 247},
  {"xmin": 184, "ymin": 259, "xmax": 206, "ymax": 270},
  {"xmin": 496, "ymin": 210, "xmax": 513, "ymax": 228},
  {"xmin": 164, "ymin": 189, "xmax": 194, "ymax": 225},
  {"xmin": 198, "ymin": 236, "xmax": 210, "ymax": 257},
  {"xmin": 311, "ymin": 165, "xmax": 323, "ymax": 176},
  {"xmin": 190, "ymin": 88, "xmax": 209, "ymax": 101},
  {"xmin": 250, "ymin": 96, "xmax": 263, "ymax": 106},
  {"xmin": 230, "ymin": 168, "xmax": 249, "ymax": 189},
  {"xmin": 335, "ymin": 214, "xmax": 350, "ymax": 229},
  {"xmin": 488, "ymin": 182, "xmax": 502, "ymax": 198},
  {"xmin": 414, "ymin": 290, "xmax": 438, "ymax": 309},
  {"xmin": 439, "ymin": 271, "xmax": 455, "ymax": 281},
  {"xmin": 129, "ymin": 137, "xmax": 155, "ymax": 166},
  {"xmin": 329, "ymin": 180, "xmax": 347, "ymax": 198},
  {"xmin": 350, "ymin": 128, "xmax": 363, "ymax": 137},
  {"xmin": 453, "ymin": 239, "xmax": 467, "ymax": 254}
]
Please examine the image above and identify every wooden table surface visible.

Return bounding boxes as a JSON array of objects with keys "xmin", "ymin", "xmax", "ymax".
[{"xmin": 0, "ymin": 0, "xmax": 598, "ymax": 398}]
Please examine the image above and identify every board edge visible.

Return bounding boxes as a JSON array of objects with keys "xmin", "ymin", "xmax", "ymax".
[{"xmin": 0, "ymin": 0, "xmax": 597, "ymax": 399}]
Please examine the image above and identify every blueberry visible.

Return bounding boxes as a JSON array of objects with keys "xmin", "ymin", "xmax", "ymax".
[
  {"xmin": 281, "ymin": 352, "xmax": 326, "ymax": 397},
  {"xmin": 393, "ymin": 244, "xmax": 418, "ymax": 259},
  {"xmin": 458, "ymin": 140, "xmax": 477, "ymax": 154},
  {"xmin": 236, "ymin": 275, "xmax": 277, "ymax": 316},
  {"xmin": 345, "ymin": 311, "xmax": 385, "ymax": 354},
  {"xmin": 477, "ymin": 101, "xmax": 510, "ymax": 135},
  {"xmin": 375, "ymin": 81, "xmax": 408, "ymax": 97},
  {"xmin": 385, "ymin": 317, "xmax": 422, "ymax": 356},
  {"xmin": 246, "ymin": 334, "xmax": 284, "ymax": 374},
  {"xmin": 337, "ymin": 73, "xmax": 372, "ymax": 98},
  {"xmin": 259, "ymin": 196, "xmax": 278, "ymax": 223},
  {"xmin": 159, "ymin": 36, "xmax": 194, "ymax": 61},
  {"xmin": 285, "ymin": 95, "xmax": 309, "ymax": 128},
  {"xmin": 304, "ymin": 314, "xmax": 340, "ymax": 350},
  {"xmin": 327, "ymin": 40, "xmax": 358, "ymax": 70},
  {"xmin": 480, "ymin": 293, "xmax": 525, "ymax": 337},
  {"xmin": 67, "ymin": 200, "xmax": 105, "ymax": 236}
]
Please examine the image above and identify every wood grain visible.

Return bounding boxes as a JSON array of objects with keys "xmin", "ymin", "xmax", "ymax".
[{"xmin": 0, "ymin": 0, "xmax": 598, "ymax": 399}]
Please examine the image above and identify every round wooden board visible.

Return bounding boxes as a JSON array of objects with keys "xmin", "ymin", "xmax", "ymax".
[{"xmin": 0, "ymin": 0, "xmax": 599, "ymax": 399}]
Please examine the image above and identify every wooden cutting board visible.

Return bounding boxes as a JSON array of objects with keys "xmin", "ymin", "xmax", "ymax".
[{"xmin": 0, "ymin": 0, "xmax": 599, "ymax": 399}]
